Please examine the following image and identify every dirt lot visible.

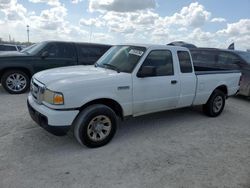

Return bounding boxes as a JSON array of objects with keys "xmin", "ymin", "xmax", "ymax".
[{"xmin": 0, "ymin": 86, "xmax": 249, "ymax": 188}]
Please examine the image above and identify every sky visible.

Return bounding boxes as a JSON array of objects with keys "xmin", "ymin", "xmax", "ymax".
[{"xmin": 0, "ymin": 0, "xmax": 249, "ymax": 50}]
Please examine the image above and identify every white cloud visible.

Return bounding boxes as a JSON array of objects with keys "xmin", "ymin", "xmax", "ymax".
[
  {"xmin": 40, "ymin": 5, "xmax": 67, "ymax": 29},
  {"xmin": 217, "ymin": 19, "xmax": 250, "ymax": 36},
  {"xmin": 0, "ymin": 1, "xmax": 249, "ymax": 51},
  {"xmin": 91, "ymin": 33, "xmax": 113, "ymax": 43},
  {"xmin": 0, "ymin": 0, "xmax": 90, "ymax": 43},
  {"xmin": 0, "ymin": 0, "xmax": 27, "ymax": 21},
  {"xmin": 165, "ymin": 2, "xmax": 211, "ymax": 27},
  {"xmin": 216, "ymin": 19, "xmax": 250, "ymax": 50},
  {"xmin": 228, "ymin": 35, "xmax": 250, "ymax": 50},
  {"xmin": 79, "ymin": 17, "xmax": 104, "ymax": 27},
  {"xmin": 89, "ymin": 0, "xmax": 156, "ymax": 12},
  {"xmin": 71, "ymin": 0, "xmax": 82, "ymax": 4},
  {"xmin": 211, "ymin": 17, "xmax": 226, "ymax": 23},
  {"xmin": 187, "ymin": 28, "xmax": 216, "ymax": 46},
  {"xmin": 28, "ymin": 3, "xmax": 67, "ymax": 31},
  {"xmin": 6, "ymin": 5, "xmax": 26, "ymax": 21},
  {"xmin": 0, "ymin": 0, "xmax": 11, "ymax": 9},
  {"xmin": 29, "ymin": 0, "xmax": 60, "ymax": 6},
  {"xmin": 81, "ymin": 1, "xmax": 212, "ymax": 40},
  {"xmin": 178, "ymin": 27, "xmax": 188, "ymax": 32}
]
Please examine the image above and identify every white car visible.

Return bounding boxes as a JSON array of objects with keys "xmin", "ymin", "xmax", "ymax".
[{"xmin": 27, "ymin": 44, "xmax": 241, "ymax": 148}]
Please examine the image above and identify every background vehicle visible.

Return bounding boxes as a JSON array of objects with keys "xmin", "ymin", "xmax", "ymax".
[
  {"xmin": 168, "ymin": 41, "xmax": 197, "ymax": 49},
  {"xmin": 27, "ymin": 44, "xmax": 241, "ymax": 148},
  {"xmin": 0, "ymin": 41, "xmax": 111, "ymax": 94},
  {"xmin": 190, "ymin": 48, "xmax": 250, "ymax": 96},
  {"xmin": 0, "ymin": 44, "xmax": 24, "ymax": 52}
]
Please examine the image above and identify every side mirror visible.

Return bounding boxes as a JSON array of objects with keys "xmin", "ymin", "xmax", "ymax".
[
  {"xmin": 41, "ymin": 51, "xmax": 49, "ymax": 59},
  {"xmin": 137, "ymin": 66, "xmax": 156, "ymax": 78}
]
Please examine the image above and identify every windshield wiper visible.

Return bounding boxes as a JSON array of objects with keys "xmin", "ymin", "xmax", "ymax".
[{"xmin": 103, "ymin": 63, "xmax": 120, "ymax": 73}]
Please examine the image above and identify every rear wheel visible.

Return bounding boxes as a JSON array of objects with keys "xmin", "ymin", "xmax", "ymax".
[
  {"xmin": 73, "ymin": 104, "xmax": 117, "ymax": 148},
  {"xmin": 1, "ymin": 70, "xmax": 30, "ymax": 94},
  {"xmin": 203, "ymin": 89, "xmax": 226, "ymax": 117}
]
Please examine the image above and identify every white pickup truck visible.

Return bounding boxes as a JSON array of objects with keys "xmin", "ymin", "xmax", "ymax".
[{"xmin": 27, "ymin": 44, "xmax": 241, "ymax": 148}]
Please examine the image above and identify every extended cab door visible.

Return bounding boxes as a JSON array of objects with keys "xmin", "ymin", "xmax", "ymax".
[
  {"xmin": 176, "ymin": 51, "xmax": 196, "ymax": 107},
  {"xmin": 132, "ymin": 49, "xmax": 181, "ymax": 116}
]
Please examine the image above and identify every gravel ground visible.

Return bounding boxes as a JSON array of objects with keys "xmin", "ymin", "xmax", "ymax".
[{"xmin": 0, "ymin": 86, "xmax": 249, "ymax": 188}]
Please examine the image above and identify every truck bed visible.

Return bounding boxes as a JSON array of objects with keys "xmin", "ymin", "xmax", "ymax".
[
  {"xmin": 192, "ymin": 65, "xmax": 241, "ymax": 106},
  {"xmin": 194, "ymin": 65, "xmax": 241, "ymax": 75}
]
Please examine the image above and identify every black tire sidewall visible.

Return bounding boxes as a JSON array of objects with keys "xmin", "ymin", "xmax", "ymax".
[
  {"xmin": 206, "ymin": 90, "xmax": 226, "ymax": 117},
  {"xmin": 75, "ymin": 105, "xmax": 117, "ymax": 148},
  {"xmin": 1, "ymin": 70, "xmax": 30, "ymax": 94}
]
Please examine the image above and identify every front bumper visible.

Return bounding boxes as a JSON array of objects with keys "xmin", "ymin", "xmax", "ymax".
[{"xmin": 27, "ymin": 94, "xmax": 79, "ymax": 136}]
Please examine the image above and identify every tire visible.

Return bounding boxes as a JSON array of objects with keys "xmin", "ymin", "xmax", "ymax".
[
  {"xmin": 1, "ymin": 70, "xmax": 30, "ymax": 94},
  {"xmin": 203, "ymin": 89, "xmax": 226, "ymax": 117},
  {"xmin": 73, "ymin": 104, "xmax": 118, "ymax": 148}
]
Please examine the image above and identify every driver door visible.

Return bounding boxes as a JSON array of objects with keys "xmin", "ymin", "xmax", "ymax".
[{"xmin": 132, "ymin": 50, "xmax": 180, "ymax": 116}]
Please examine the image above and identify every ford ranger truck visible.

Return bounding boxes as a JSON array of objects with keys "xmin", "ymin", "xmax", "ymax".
[{"xmin": 27, "ymin": 44, "xmax": 241, "ymax": 148}]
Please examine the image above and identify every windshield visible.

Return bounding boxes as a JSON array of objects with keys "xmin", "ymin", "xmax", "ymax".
[
  {"xmin": 235, "ymin": 51, "xmax": 250, "ymax": 64},
  {"xmin": 21, "ymin": 42, "xmax": 47, "ymax": 55},
  {"xmin": 96, "ymin": 45, "xmax": 146, "ymax": 73},
  {"xmin": 21, "ymin": 44, "xmax": 36, "ymax": 52}
]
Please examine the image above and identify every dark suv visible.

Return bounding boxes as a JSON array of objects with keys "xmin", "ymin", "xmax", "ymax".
[
  {"xmin": 0, "ymin": 41, "xmax": 111, "ymax": 94},
  {"xmin": 190, "ymin": 48, "xmax": 250, "ymax": 96}
]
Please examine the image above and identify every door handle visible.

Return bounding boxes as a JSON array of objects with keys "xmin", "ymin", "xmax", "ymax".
[{"xmin": 171, "ymin": 80, "xmax": 178, "ymax": 84}]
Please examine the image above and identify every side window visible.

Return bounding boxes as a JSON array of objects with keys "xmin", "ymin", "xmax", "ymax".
[
  {"xmin": 191, "ymin": 50, "xmax": 216, "ymax": 65},
  {"xmin": 45, "ymin": 43, "xmax": 59, "ymax": 57},
  {"xmin": 218, "ymin": 52, "xmax": 239, "ymax": 64},
  {"xmin": 78, "ymin": 45, "xmax": 102, "ymax": 59},
  {"xmin": 140, "ymin": 50, "xmax": 174, "ymax": 76},
  {"xmin": 78, "ymin": 45, "xmax": 107, "ymax": 65},
  {"xmin": 57, "ymin": 43, "xmax": 76, "ymax": 59},
  {"xmin": 3, "ymin": 45, "xmax": 16, "ymax": 51},
  {"xmin": 177, "ymin": 51, "xmax": 193, "ymax": 73}
]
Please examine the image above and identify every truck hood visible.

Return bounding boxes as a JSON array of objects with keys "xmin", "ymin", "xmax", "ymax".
[{"xmin": 34, "ymin": 65, "xmax": 129, "ymax": 90}]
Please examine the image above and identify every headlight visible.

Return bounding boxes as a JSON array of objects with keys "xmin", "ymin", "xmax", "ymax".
[{"xmin": 43, "ymin": 89, "xmax": 64, "ymax": 105}]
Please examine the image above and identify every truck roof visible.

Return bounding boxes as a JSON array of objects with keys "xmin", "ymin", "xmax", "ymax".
[
  {"xmin": 42, "ymin": 40, "xmax": 111, "ymax": 47},
  {"xmin": 118, "ymin": 43, "xmax": 189, "ymax": 51},
  {"xmin": 190, "ymin": 47, "xmax": 248, "ymax": 54}
]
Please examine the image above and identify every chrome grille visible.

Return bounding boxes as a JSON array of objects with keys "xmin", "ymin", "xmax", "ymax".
[{"xmin": 30, "ymin": 79, "xmax": 45, "ymax": 104}]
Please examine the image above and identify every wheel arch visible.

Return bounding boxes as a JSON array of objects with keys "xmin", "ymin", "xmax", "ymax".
[
  {"xmin": 214, "ymin": 85, "xmax": 228, "ymax": 96},
  {"xmin": 205, "ymin": 85, "xmax": 228, "ymax": 104},
  {"xmin": 79, "ymin": 98, "xmax": 124, "ymax": 120},
  {"xmin": 0, "ymin": 67, "xmax": 32, "ymax": 81}
]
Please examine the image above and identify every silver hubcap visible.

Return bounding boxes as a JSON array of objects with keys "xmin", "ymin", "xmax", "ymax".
[
  {"xmin": 87, "ymin": 115, "xmax": 112, "ymax": 142},
  {"xmin": 213, "ymin": 96, "xmax": 223, "ymax": 113},
  {"xmin": 6, "ymin": 73, "xmax": 27, "ymax": 92}
]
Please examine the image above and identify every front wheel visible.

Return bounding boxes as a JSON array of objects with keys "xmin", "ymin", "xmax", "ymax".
[
  {"xmin": 73, "ymin": 104, "xmax": 117, "ymax": 148},
  {"xmin": 203, "ymin": 89, "xmax": 226, "ymax": 117},
  {"xmin": 1, "ymin": 70, "xmax": 30, "ymax": 94}
]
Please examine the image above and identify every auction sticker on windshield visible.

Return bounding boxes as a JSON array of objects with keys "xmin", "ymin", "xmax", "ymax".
[{"xmin": 129, "ymin": 49, "xmax": 144, "ymax": 56}]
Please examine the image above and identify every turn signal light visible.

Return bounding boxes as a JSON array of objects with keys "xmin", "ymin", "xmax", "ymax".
[{"xmin": 53, "ymin": 94, "xmax": 64, "ymax": 105}]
